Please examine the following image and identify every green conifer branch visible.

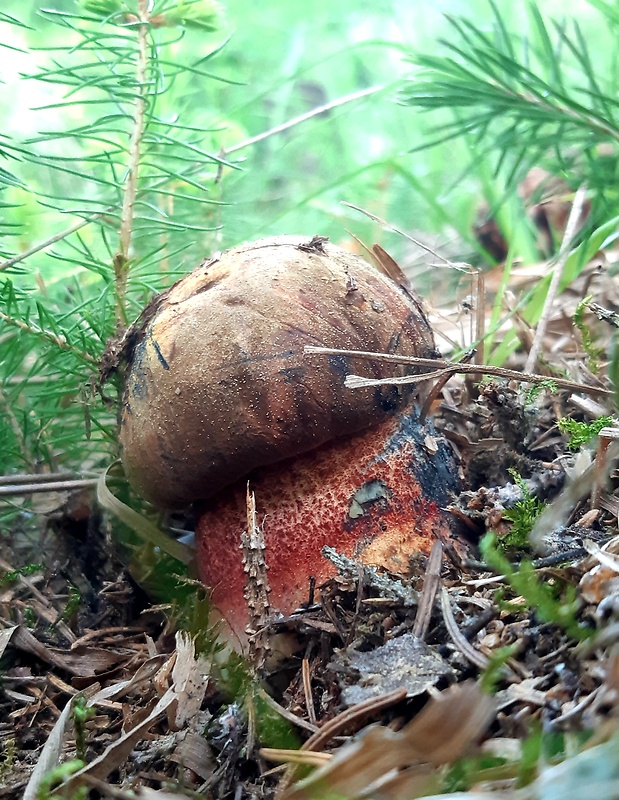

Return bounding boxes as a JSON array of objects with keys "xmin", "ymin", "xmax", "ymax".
[{"xmin": 114, "ymin": 0, "xmax": 150, "ymax": 329}]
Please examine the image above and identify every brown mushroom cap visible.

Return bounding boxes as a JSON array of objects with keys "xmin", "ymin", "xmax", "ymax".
[{"xmin": 120, "ymin": 235, "xmax": 437, "ymax": 507}]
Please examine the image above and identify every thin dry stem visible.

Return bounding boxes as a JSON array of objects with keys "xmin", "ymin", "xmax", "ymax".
[
  {"xmin": 440, "ymin": 588, "xmax": 490, "ymax": 670},
  {"xmin": 412, "ymin": 540, "xmax": 443, "ymax": 641},
  {"xmin": 300, "ymin": 689, "xmax": 408, "ymax": 753},
  {"xmin": 304, "ymin": 345, "xmax": 612, "ymax": 398},
  {"xmin": 224, "ymin": 86, "xmax": 384, "ymax": 156},
  {"xmin": 341, "ymin": 202, "xmax": 473, "ymax": 272},
  {"xmin": 474, "ymin": 269, "xmax": 486, "ymax": 367},
  {"xmin": 592, "ymin": 427, "xmax": 619, "ymax": 508},
  {"xmin": 0, "ymin": 471, "xmax": 76, "ymax": 485},
  {"xmin": 0, "ymin": 215, "xmax": 100, "ymax": 273},
  {"xmin": 0, "ymin": 478, "xmax": 98, "ymax": 497},
  {"xmin": 302, "ymin": 657, "xmax": 317, "ymax": 726},
  {"xmin": 257, "ymin": 688, "xmax": 319, "ymax": 734},
  {"xmin": 524, "ymin": 183, "xmax": 588, "ymax": 373}
]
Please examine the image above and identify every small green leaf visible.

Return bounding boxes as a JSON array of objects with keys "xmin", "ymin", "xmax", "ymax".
[
  {"xmin": 557, "ymin": 415, "xmax": 616, "ymax": 450},
  {"xmin": 480, "ymin": 533, "xmax": 590, "ymax": 641}
]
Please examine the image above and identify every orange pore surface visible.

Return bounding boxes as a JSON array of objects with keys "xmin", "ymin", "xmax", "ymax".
[{"xmin": 195, "ymin": 411, "xmax": 462, "ymax": 646}]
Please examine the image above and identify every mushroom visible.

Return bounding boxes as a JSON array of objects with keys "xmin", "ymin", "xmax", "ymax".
[{"xmin": 119, "ymin": 235, "xmax": 462, "ymax": 645}]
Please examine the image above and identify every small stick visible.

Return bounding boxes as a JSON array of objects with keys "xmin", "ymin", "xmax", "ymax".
[
  {"xmin": 257, "ymin": 688, "xmax": 320, "ymax": 734},
  {"xmin": 0, "ymin": 215, "xmax": 103, "ymax": 273},
  {"xmin": 304, "ymin": 345, "xmax": 612, "ymax": 398},
  {"xmin": 301, "ymin": 688, "xmax": 407, "ymax": 753},
  {"xmin": 302, "ymin": 657, "xmax": 317, "ymax": 726},
  {"xmin": 474, "ymin": 269, "xmax": 486, "ymax": 368},
  {"xmin": 0, "ymin": 472, "xmax": 77, "ymax": 485},
  {"xmin": 0, "ymin": 478, "xmax": 98, "ymax": 497},
  {"xmin": 440, "ymin": 587, "xmax": 490, "ymax": 670},
  {"xmin": 412, "ymin": 540, "xmax": 443, "ymax": 641},
  {"xmin": 342, "ymin": 202, "xmax": 472, "ymax": 272},
  {"xmin": 420, "ymin": 349, "xmax": 476, "ymax": 421},
  {"xmin": 224, "ymin": 86, "xmax": 384, "ymax": 155}
]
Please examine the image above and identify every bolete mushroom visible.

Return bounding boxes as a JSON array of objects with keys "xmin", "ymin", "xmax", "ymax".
[{"xmin": 119, "ymin": 235, "xmax": 462, "ymax": 646}]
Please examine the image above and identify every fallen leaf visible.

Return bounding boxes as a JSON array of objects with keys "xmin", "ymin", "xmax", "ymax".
[
  {"xmin": 283, "ymin": 681, "xmax": 495, "ymax": 800},
  {"xmin": 0, "ymin": 625, "xmax": 17, "ymax": 659},
  {"xmin": 60, "ymin": 633, "xmax": 211, "ymax": 792}
]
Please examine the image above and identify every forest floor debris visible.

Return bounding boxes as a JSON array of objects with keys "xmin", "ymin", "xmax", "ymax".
[{"xmin": 3, "ymin": 240, "xmax": 619, "ymax": 799}]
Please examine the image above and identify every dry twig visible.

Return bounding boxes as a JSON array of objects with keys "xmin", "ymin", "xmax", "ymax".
[{"xmin": 304, "ymin": 345, "xmax": 613, "ymax": 398}]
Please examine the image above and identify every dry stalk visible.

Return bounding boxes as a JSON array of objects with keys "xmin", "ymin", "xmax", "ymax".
[
  {"xmin": 300, "ymin": 689, "xmax": 407, "ymax": 753},
  {"xmin": 440, "ymin": 587, "xmax": 490, "ymax": 670},
  {"xmin": 257, "ymin": 688, "xmax": 319, "ymax": 734},
  {"xmin": 304, "ymin": 345, "xmax": 613, "ymax": 398},
  {"xmin": 224, "ymin": 86, "xmax": 383, "ymax": 156},
  {"xmin": 473, "ymin": 269, "xmax": 486, "ymax": 367},
  {"xmin": 0, "ymin": 471, "xmax": 77, "ymax": 485},
  {"xmin": 302, "ymin": 657, "xmax": 317, "ymax": 726},
  {"xmin": 0, "ymin": 478, "xmax": 98, "ymax": 497},
  {"xmin": 412, "ymin": 540, "xmax": 443, "ymax": 641},
  {"xmin": 592, "ymin": 427, "xmax": 619, "ymax": 508},
  {"xmin": 524, "ymin": 183, "xmax": 588, "ymax": 373},
  {"xmin": 341, "ymin": 202, "xmax": 472, "ymax": 272},
  {"xmin": 0, "ymin": 214, "xmax": 104, "ymax": 273}
]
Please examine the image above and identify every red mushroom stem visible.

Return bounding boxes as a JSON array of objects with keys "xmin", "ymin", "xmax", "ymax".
[{"xmin": 195, "ymin": 406, "xmax": 463, "ymax": 648}]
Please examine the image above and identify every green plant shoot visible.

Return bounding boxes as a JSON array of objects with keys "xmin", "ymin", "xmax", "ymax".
[
  {"xmin": 480, "ymin": 533, "xmax": 590, "ymax": 642},
  {"xmin": 558, "ymin": 415, "xmax": 615, "ymax": 450}
]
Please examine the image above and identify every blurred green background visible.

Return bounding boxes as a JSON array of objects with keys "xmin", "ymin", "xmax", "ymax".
[{"xmin": 1, "ymin": 0, "xmax": 607, "ymax": 265}]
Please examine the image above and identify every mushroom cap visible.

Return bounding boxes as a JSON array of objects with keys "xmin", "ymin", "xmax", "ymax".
[{"xmin": 120, "ymin": 235, "xmax": 437, "ymax": 507}]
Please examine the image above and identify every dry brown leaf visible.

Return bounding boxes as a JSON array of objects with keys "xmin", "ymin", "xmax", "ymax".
[
  {"xmin": 0, "ymin": 624, "xmax": 17, "ymax": 659},
  {"xmin": 371, "ymin": 243, "xmax": 410, "ymax": 288},
  {"xmin": 169, "ymin": 729, "xmax": 215, "ymax": 781},
  {"xmin": 358, "ymin": 763, "xmax": 439, "ymax": 800},
  {"xmin": 167, "ymin": 632, "xmax": 211, "ymax": 730},
  {"xmin": 283, "ymin": 681, "xmax": 495, "ymax": 800},
  {"xmin": 580, "ymin": 564, "xmax": 619, "ymax": 604},
  {"xmin": 90, "ymin": 653, "xmax": 169, "ymax": 703},
  {"xmin": 59, "ymin": 633, "xmax": 211, "ymax": 793},
  {"xmin": 10, "ymin": 625, "xmax": 129, "ymax": 677},
  {"xmin": 136, "ymin": 788, "xmax": 192, "ymax": 800},
  {"xmin": 398, "ymin": 681, "xmax": 495, "ymax": 765},
  {"xmin": 22, "ymin": 697, "xmax": 76, "ymax": 800}
]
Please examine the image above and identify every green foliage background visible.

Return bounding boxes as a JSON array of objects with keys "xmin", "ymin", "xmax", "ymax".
[{"xmin": 0, "ymin": 0, "xmax": 616, "ymax": 488}]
